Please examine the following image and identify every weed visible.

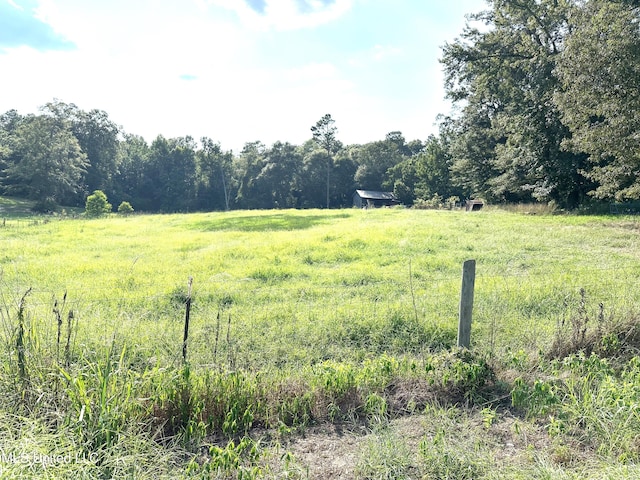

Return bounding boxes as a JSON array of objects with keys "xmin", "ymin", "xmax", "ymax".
[
  {"xmin": 16, "ymin": 288, "xmax": 31, "ymax": 384},
  {"xmin": 548, "ymin": 289, "xmax": 640, "ymax": 362},
  {"xmin": 260, "ymin": 377, "xmax": 313, "ymax": 428},
  {"xmin": 355, "ymin": 428, "xmax": 415, "ymax": 480},
  {"xmin": 433, "ymin": 349, "xmax": 496, "ymax": 402},
  {"xmin": 419, "ymin": 431, "xmax": 485, "ymax": 480},
  {"xmin": 312, "ymin": 361, "xmax": 360, "ymax": 421},
  {"xmin": 190, "ymin": 437, "xmax": 265, "ymax": 479},
  {"xmin": 153, "ymin": 364, "xmax": 206, "ymax": 444},
  {"xmin": 558, "ymin": 354, "xmax": 640, "ymax": 460},
  {"xmin": 511, "ymin": 377, "xmax": 559, "ymax": 418},
  {"xmin": 363, "ymin": 393, "xmax": 388, "ymax": 426},
  {"xmin": 169, "ymin": 285, "xmax": 191, "ymax": 309},
  {"xmin": 60, "ymin": 339, "xmax": 135, "ymax": 454},
  {"xmin": 480, "ymin": 407, "xmax": 496, "ymax": 429},
  {"xmin": 249, "ymin": 267, "xmax": 293, "ymax": 283}
]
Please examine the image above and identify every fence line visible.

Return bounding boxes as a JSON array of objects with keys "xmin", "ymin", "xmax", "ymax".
[
  {"xmin": 2, "ymin": 262, "xmax": 638, "ymax": 293},
  {"xmin": 1, "ymin": 261, "xmax": 637, "ymax": 359},
  {"xmin": 2, "ymin": 272, "xmax": 636, "ymax": 323},
  {"xmin": 0, "ymin": 270, "xmax": 637, "ymax": 322}
]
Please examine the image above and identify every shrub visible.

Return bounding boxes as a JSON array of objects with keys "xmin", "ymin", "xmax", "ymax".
[
  {"xmin": 413, "ymin": 194, "xmax": 444, "ymax": 210},
  {"xmin": 85, "ymin": 190, "xmax": 112, "ymax": 217},
  {"xmin": 117, "ymin": 201, "xmax": 134, "ymax": 215}
]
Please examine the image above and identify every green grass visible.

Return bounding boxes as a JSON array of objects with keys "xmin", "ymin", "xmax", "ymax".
[
  {"xmin": 1, "ymin": 204, "xmax": 640, "ymax": 477},
  {"xmin": 0, "ymin": 196, "xmax": 83, "ymax": 219},
  {"xmin": 0, "ymin": 196, "xmax": 35, "ymax": 217},
  {"xmin": 3, "ymin": 207, "xmax": 639, "ymax": 362}
]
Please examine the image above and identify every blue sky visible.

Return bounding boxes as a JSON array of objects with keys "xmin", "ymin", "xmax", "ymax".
[{"xmin": 0, "ymin": 0, "xmax": 486, "ymax": 152}]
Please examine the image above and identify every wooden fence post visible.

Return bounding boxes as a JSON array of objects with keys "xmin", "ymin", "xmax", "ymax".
[{"xmin": 458, "ymin": 259, "xmax": 476, "ymax": 348}]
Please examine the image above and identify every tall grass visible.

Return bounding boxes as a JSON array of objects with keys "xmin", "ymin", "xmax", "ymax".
[{"xmin": 1, "ymin": 206, "xmax": 640, "ymax": 476}]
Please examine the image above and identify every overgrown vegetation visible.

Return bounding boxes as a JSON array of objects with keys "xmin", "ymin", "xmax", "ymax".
[{"xmin": 1, "ymin": 206, "xmax": 639, "ymax": 477}]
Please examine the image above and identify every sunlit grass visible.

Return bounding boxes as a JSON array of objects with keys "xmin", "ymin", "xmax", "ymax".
[
  {"xmin": 2, "ymin": 205, "xmax": 640, "ymax": 477},
  {"xmin": 2, "ymin": 207, "xmax": 640, "ymax": 366}
]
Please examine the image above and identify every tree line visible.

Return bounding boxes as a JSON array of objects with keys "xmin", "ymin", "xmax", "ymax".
[
  {"xmin": 0, "ymin": 101, "xmax": 455, "ymax": 213},
  {"xmin": 1, "ymin": 0, "xmax": 638, "ymax": 213}
]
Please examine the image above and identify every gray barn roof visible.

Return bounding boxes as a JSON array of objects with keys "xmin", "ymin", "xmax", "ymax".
[{"xmin": 354, "ymin": 190, "xmax": 396, "ymax": 200}]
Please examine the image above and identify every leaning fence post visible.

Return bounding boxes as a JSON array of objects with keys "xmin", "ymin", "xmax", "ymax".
[
  {"xmin": 458, "ymin": 259, "xmax": 476, "ymax": 348},
  {"xmin": 182, "ymin": 277, "xmax": 193, "ymax": 363}
]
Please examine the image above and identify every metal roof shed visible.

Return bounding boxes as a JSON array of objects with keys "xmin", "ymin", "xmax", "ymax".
[{"xmin": 353, "ymin": 190, "xmax": 400, "ymax": 208}]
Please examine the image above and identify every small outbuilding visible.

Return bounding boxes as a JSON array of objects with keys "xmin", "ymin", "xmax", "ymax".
[
  {"xmin": 353, "ymin": 190, "xmax": 400, "ymax": 209},
  {"xmin": 465, "ymin": 200, "xmax": 484, "ymax": 211}
]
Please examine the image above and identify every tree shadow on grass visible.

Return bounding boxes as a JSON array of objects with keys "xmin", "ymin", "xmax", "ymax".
[
  {"xmin": 0, "ymin": 197, "xmax": 36, "ymax": 217},
  {"xmin": 191, "ymin": 212, "xmax": 351, "ymax": 232}
]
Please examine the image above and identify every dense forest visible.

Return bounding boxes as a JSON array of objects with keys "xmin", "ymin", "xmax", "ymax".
[{"xmin": 1, "ymin": 0, "xmax": 639, "ymax": 213}]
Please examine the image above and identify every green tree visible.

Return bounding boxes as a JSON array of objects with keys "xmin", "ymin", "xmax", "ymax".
[
  {"xmin": 112, "ymin": 133, "xmax": 150, "ymax": 210},
  {"xmin": 311, "ymin": 114, "xmax": 342, "ymax": 208},
  {"xmin": 257, "ymin": 141, "xmax": 302, "ymax": 208},
  {"xmin": 85, "ymin": 190, "xmax": 111, "ymax": 217},
  {"xmin": 296, "ymin": 140, "xmax": 330, "ymax": 208},
  {"xmin": 234, "ymin": 141, "xmax": 268, "ymax": 209},
  {"xmin": 41, "ymin": 101, "xmax": 120, "ymax": 196},
  {"xmin": 555, "ymin": 0, "xmax": 640, "ymax": 200},
  {"xmin": 141, "ymin": 136, "xmax": 198, "ymax": 212},
  {"xmin": 443, "ymin": 111, "xmax": 502, "ymax": 201},
  {"xmin": 196, "ymin": 137, "xmax": 234, "ymax": 211},
  {"xmin": 4, "ymin": 114, "xmax": 88, "ymax": 206},
  {"xmin": 441, "ymin": 0, "xmax": 590, "ymax": 207},
  {"xmin": 414, "ymin": 134, "xmax": 460, "ymax": 201},
  {"xmin": 0, "ymin": 110, "xmax": 24, "ymax": 191},
  {"xmin": 73, "ymin": 108, "xmax": 120, "ymax": 195},
  {"xmin": 352, "ymin": 133, "xmax": 407, "ymax": 192},
  {"xmin": 386, "ymin": 133, "xmax": 462, "ymax": 205},
  {"xmin": 330, "ymin": 148, "xmax": 358, "ymax": 207}
]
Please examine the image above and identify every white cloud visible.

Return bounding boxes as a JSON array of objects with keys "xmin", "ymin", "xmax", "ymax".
[
  {"xmin": 209, "ymin": 0, "xmax": 353, "ymax": 31},
  {"xmin": 371, "ymin": 44, "xmax": 403, "ymax": 61},
  {"xmin": 0, "ymin": 0, "xmax": 487, "ymax": 151},
  {"xmin": 285, "ymin": 62, "xmax": 342, "ymax": 83},
  {"xmin": 8, "ymin": 0, "xmax": 23, "ymax": 11}
]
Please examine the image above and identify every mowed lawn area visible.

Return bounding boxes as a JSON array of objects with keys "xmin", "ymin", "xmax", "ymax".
[{"xmin": 1, "ymin": 205, "xmax": 639, "ymax": 478}]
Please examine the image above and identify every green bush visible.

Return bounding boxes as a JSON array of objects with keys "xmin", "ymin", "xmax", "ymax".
[
  {"xmin": 117, "ymin": 201, "xmax": 134, "ymax": 215},
  {"xmin": 85, "ymin": 190, "xmax": 112, "ymax": 217}
]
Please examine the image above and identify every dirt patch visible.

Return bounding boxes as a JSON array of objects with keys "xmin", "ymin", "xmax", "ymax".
[
  {"xmin": 270, "ymin": 408, "xmax": 562, "ymax": 479},
  {"xmin": 277, "ymin": 415, "xmax": 460, "ymax": 479},
  {"xmin": 282, "ymin": 424, "xmax": 362, "ymax": 479}
]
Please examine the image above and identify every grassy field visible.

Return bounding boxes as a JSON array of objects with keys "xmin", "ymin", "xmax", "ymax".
[{"xmin": 0, "ymin": 200, "xmax": 639, "ymax": 478}]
